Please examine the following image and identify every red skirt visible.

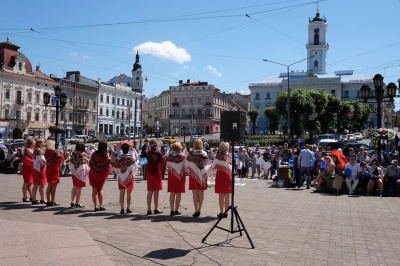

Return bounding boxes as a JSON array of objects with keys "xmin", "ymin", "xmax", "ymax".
[
  {"xmin": 89, "ymin": 166, "xmax": 111, "ymax": 190},
  {"xmin": 189, "ymin": 174, "xmax": 207, "ymax": 191},
  {"xmin": 72, "ymin": 175, "xmax": 86, "ymax": 188},
  {"xmin": 118, "ymin": 178, "xmax": 134, "ymax": 190},
  {"xmin": 215, "ymin": 169, "xmax": 232, "ymax": 194},
  {"xmin": 167, "ymin": 171, "xmax": 186, "ymax": 193},
  {"xmin": 32, "ymin": 168, "xmax": 46, "ymax": 187},
  {"xmin": 147, "ymin": 173, "xmax": 163, "ymax": 191},
  {"xmin": 22, "ymin": 164, "xmax": 33, "ymax": 184},
  {"xmin": 46, "ymin": 165, "xmax": 61, "ymax": 184}
]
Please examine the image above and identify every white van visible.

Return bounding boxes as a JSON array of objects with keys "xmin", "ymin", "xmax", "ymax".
[{"xmin": 74, "ymin": 135, "xmax": 89, "ymax": 143}]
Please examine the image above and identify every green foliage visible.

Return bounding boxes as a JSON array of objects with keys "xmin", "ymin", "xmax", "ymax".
[
  {"xmin": 247, "ymin": 109, "xmax": 260, "ymax": 135},
  {"xmin": 273, "ymin": 89, "xmax": 371, "ymax": 136},
  {"xmin": 264, "ymin": 107, "xmax": 280, "ymax": 134}
]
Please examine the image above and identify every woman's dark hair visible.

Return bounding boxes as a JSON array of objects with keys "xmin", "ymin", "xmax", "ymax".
[
  {"xmin": 75, "ymin": 142, "xmax": 85, "ymax": 152},
  {"xmin": 97, "ymin": 141, "xmax": 108, "ymax": 154},
  {"xmin": 121, "ymin": 143, "xmax": 129, "ymax": 154}
]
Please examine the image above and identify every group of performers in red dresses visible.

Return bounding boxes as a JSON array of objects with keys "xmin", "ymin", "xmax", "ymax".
[{"xmin": 18, "ymin": 138, "xmax": 233, "ymax": 217}]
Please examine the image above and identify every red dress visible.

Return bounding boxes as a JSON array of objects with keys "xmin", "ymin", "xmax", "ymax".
[
  {"xmin": 112, "ymin": 154, "xmax": 137, "ymax": 190},
  {"xmin": 22, "ymin": 148, "xmax": 34, "ymax": 184},
  {"xmin": 215, "ymin": 169, "xmax": 232, "ymax": 194},
  {"xmin": 32, "ymin": 149, "xmax": 46, "ymax": 186},
  {"xmin": 213, "ymin": 152, "xmax": 232, "ymax": 194},
  {"xmin": 44, "ymin": 150, "xmax": 65, "ymax": 184},
  {"xmin": 89, "ymin": 152, "xmax": 112, "ymax": 190},
  {"xmin": 146, "ymin": 150, "xmax": 166, "ymax": 191},
  {"xmin": 168, "ymin": 171, "xmax": 186, "ymax": 193},
  {"xmin": 68, "ymin": 151, "xmax": 89, "ymax": 188},
  {"xmin": 189, "ymin": 174, "xmax": 208, "ymax": 190}
]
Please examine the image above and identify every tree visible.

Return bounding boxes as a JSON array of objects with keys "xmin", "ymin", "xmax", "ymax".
[
  {"xmin": 264, "ymin": 107, "xmax": 280, "ymax": 134},
  {"xmin": 247, "ymin": 109, "xmax": 259, "ymax": 135}
]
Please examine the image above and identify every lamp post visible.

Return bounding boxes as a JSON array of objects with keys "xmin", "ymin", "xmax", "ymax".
[
  {"xmin": 360, "ymin": 74, "xmax": 399, "ymax": 163},
  {"xmin": 262, "ymin": 56, "xmax": 314, "ymax": 144},
  {"xmin": 43, "ymin": 86, "xmax": 67, "ymax": 149}
]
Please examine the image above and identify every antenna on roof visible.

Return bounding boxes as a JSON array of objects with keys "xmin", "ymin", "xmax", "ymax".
[{"xmin": 6, "ymin": 34, "xmax": 9, "ymax": 42}]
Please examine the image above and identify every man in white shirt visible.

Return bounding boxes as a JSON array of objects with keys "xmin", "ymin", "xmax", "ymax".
[
  {"xmin": 86, "ymin": 144, "xmax": 95, "ymax": 157},
  {"xmin": 345, "ymin": 154, "xmax": 362, "ymax": 194},
  {"xmin": 298, "ymin": 144, "xmax": 314, "ymax": 189}
]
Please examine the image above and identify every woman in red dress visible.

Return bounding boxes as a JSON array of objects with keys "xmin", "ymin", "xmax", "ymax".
[
  {"xmin": 146, "ymin": 140, "xmax": 166, "ymax": 215},
  {"xmin": 32, "ymin": 139, "xmax": 46, "ymax": 205},
  {"xmin": 166, "ymin": 142, "xmax": 187, "ymax": 216},
  {"xmin": 44, "ymin": 140, "xmax": 64, "ymax": 206},
  {"xmin": 89, "ymin": 141, "xmax": 112, "ymax": 212},
  {"xmin": 112, "ymin": 143, "xmax": 137, "ymax": 214},
  {"xmin": 21, "ymin": 138, "xmax": 35, "ymax": 202},
  {"xmin": 67, "ymin": 142, "xmax": 89, "ymax": 208},
  {"xmin": 213, "ymin": 142, "xmax": 232, "ymax": 218},
  {"xmin": 186, "ymin": 139, "xmax": 211, "ymax": 217}
]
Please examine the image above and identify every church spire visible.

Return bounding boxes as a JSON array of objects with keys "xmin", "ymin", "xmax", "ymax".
[
  {"xmin": 132, "ymin": 51, "xmax": 141, "ymax": 72},
  {"xmin": 307, "ymin": 7, "xmax": 328, "ymax": 74}
]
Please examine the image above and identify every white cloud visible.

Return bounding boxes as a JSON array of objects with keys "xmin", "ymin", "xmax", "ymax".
[
  {"xmin": 132, "ymin": 41, "xmax": 191, "ymax": 64},
  {"xmin": 81, "ymin": 55, "xmax": 91, "ymax": 60},
  {"xmin": 70, "ymin": 51, "xmax": 77, "ymax": 58},
  {"xmin": 206, "ymin": 65, "xmax": 222, "ymax": 77}
]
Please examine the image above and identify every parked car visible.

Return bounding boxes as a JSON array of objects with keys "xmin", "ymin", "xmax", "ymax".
[
  {"xmin": 318, "ymin": 134, "xmax": 335, "ymax": 141},
  {"xmin": 162, "ymin": 136, "xmax": 176, "ymax": 144},
  {"xmin": 6, "ymin": 139, "xmax": 25, "ymax": 149},
  {"xmin": 353, "ymin": 132, "xmax": 363, "ymax": 140},
  {"xmin": 346, "ymin": 134, "xmax": 355, "ymax": 141},
  {"xmin": 317, "ymin": 139, "xmax": 338, "ymax": 149},
  {"xmin": 190, "ymin": 135, "xmax": 204, "ymax": 142}
]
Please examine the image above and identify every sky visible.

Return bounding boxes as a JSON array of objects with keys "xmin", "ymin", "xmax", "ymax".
[{"xmin": 1, "ymin": 0, "xmax": 400, "ymax": 106}]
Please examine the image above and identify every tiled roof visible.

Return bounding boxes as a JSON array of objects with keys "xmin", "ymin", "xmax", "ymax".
[{"xmin": 33, "ymin": 70, "xmax": 55, "ymax": 81}]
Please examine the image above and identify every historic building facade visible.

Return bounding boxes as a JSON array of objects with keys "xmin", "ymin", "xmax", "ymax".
[
  {"xmin": 248, "ymin": 9, "xmax": 394, "ymax": 134},
  {"xmin": 0, "ymin": 39, "xmax": 60, "ymax": 139}
]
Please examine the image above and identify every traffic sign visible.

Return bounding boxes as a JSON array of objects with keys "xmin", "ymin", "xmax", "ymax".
[{"xmin": 347, "ymin": 112, "xmax": 354, "ymax": 119}]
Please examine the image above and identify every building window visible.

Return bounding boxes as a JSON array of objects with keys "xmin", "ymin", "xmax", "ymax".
[
  {"xmin": 116, "ymin": 111, "xmax": 120, "ymax": 119},
  {"xmin": 4, "ymin": 109, "xmax": 9, "ymax": 118},
  {"xmin": 35, "ymin": 94, "xmax": 40, "ymax": 104},
  {"xmin": 16, "ymin": 91, "xmax": 22, "ymax": 102},
  {"xmin": 314, "ymin": 28, "xmax": 319, "ymax": 45},
  {"xmin": 69, "ymin": 97, "xmax": 73, "ymax": 105},
  {"xmin": 255, "ymin": 104, "xmax": 260, "ymax": 109},
  {"xmin": 314, "ymin": 60, "xmax": 318, "ymax": 68},
  {"xmin": 205, "ymin": 109, "xmax": 210, "ymax": 115},
  {"xmin": 174, "ymin": 97, "xmax": 178, "ymax": 102},
  {"xmin": 344, "ymin": 91, "xmax": 349, "ymax": 98},
  {"xmin": 190, "ymin": 95, "xmax": 194, "ymax": 103},
  {"xmin": 198, "ymin": 109, "xmax": 202, "ymax": 115},
  {"xmin": 5, "ymin": 89, "xmax": 10, "ymax": 100},
  {"xmin": 117, "ymin": 98, "xmax": 120, "ymax": 105},
  {"xmin": 50, "ymin": 114, "xmax": 54, "ymax": 123},
  {"xmin": 100, "ymin": 108, "xmax": 103, "ymax": 115},
  {"xmin": 174, "ymin": 109, "xmax": 178, "ymax": 115},
  {"xmin": 122, "ymin": 99, "xmax": 125, "ymax": 106},
  {"xmin": 60, "ymin": 112, "xmax": 64, "ymax": 120},
  {"xmin": 127, "ymin": 100, "xmax": 130, "ymax": 106},
  {"xmin": 27, "ymin": 112, "xmax": 31, "ymax": 121},
  {"xmin": 265, "ymin": 92, "xmax": 271, "ymax": 99},
  {"xmin": 182, "ymin": 97, "xmax": 186, "ymax": 103},
  {"xmin": 93, "ymin": 100, "xmax": 96, "ymax": 109},
  {"xmin": 255, "ymin": 93, "xmax": 260, "ymax": 99},
  {"xmin": 122, "ymin": 111, "xmax": 125, "ymax": 120},
  {"xmin": 106, "ymin": 95, "xmax": 110, "ymax": 103},
  {"xmin": 112, "ymin": 97, "xmax": 115, "ymax": 104},
  {"xmin": 43, "ymin": 113, "xmax": 47, "ymax": 122},
  {"xmin": 27, "ymin": 93, "xmax": 32, "ymax": 103},
  {"xmin": 331, "ymin": 90, "xmax": 336, "ymax": 96},
  {"xmin": 198, "ymin": 96, "xmax": 202, "ymax": 103},
  {"xmin": 112, "ymin": 110, "xmax": 115, "ymax": 117},
  {"xmin": 18, "ymin": 62, "xmax": 22, "ymax": 71},
  {"xmin": 181, "ymin": 109, "xmax": 186, "ymax": 115},
  {"xmin": 86, "ymin": 100, "xmax": 89, "ymax": 108},
  {"xmin": 206, "ymin": 96, "xmax": 210, "ymax": 103},
  {"xmin": 100, "ymin": 95, "xmax": 104, "ymax": 102},
  {"xmin": 69, "ymin": 113, "xmax": 72, "ymax": 121},
  {"xmin": 106, "ymin": 109, "xmax": 109, "ymax": 116},
  {"xmin": 92, "ymin": 115, "xmax": 96, "ymax": 123},
  {"xmin": 35, "ymin": 112, "xmax": 39, "ymax": 122}
]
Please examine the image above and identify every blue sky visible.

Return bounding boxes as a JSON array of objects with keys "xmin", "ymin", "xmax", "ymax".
[{"xmin": 1, "ymin": 0, "xmax": 400, "ymax": 105}]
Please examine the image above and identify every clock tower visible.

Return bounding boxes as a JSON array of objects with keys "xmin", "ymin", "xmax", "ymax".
[
  {"xmin": 131, "ymin": 51, "xmax": 143, "ymax": 92},
  {"xmin": 306, "ymin": 8, "xmax": 328, "ymax": 75}
]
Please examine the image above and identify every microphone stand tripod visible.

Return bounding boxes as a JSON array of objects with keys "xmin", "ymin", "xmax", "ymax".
[{"xmin": 202, "ymin": 129, "xmax": 254, "ymax": 249}]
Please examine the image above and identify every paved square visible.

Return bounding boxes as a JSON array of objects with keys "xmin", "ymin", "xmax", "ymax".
[{"xmin": 1, "ymin": 172, "xmax": 400, "ymax": 266}]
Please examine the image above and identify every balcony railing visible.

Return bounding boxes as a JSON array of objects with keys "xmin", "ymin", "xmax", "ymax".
[
  {"xmin": 204, "ymin": 102, "xmax": 212, "ymax": 106},
  {"xmin": 15, "ymin": 99, "xmax": 24, "ymax": 105},
  {"xmin": 75, "ymin": 105, "xmax": 88, "ymax": 111},
  {"xmin": 172, "ymin": 102, "xmax": 179, "ymax": 107}
]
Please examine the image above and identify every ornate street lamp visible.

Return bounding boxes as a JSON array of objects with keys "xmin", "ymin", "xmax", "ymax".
[
  {"xmin": 360, "ymin": 74, "xmax": 398, "ymax": 163},
  {"xmin": 43, "ymin": 86, "xmax": 67, "ymax": 149}
]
